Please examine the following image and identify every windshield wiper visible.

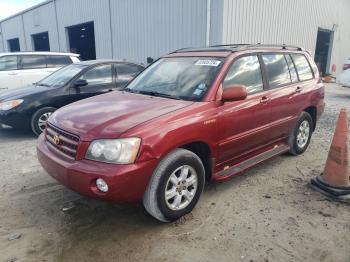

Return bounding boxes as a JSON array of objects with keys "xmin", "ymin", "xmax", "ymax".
[
  {"xmin": 136, "ymin": 90, "xmax": 182, "ymax": 100},
  {"xmin": 36, "ymin": 83, "xmax": 50, "ymax": 87}
]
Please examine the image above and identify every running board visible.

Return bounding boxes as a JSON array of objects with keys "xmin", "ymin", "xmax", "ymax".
[{"xmin": 217, "ymin": 144, "xmax": 290, "ymax": 177}]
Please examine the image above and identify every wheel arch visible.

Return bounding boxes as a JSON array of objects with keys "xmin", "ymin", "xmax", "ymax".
[
  {"xmin": 179, "ymin": 141, "xmax": 212, "ymax": 182},
  {"xmin": 303, "ymin": 106, "xmax": 317, "ymax": 131}
]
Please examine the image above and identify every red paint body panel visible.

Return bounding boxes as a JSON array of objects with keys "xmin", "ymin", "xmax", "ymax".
[
  {"xmin": 37, "ymin": 134, "xmax": 158, "ymax": 203},
  {"xmin": 37, "ymin": 47, "xmax": 325, "ymax": 203}
]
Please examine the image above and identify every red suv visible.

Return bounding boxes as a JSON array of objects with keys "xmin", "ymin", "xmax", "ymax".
[{"xmin": 37, "ymin": 44, "xmax": 325, "ymax": 222}]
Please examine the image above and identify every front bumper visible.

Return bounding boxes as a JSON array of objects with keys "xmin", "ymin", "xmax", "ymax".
[
  {"xmin": 0, "ymin": 109, "xmax": 30, "ymax": 129},
  {"xmin": 37, "ymin": 134, "xmax": 158, "ymax": 203}
]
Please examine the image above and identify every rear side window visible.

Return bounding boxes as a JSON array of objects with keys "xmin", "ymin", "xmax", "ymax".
[
  {"xmin": 21, "ymin": 55, "xmax": 46, "ymax": 69},
  {"xmin": 0, "ymin": 56, "xmax": 18, "ymax": 71},
  {"xmin": 285, "ymin": 55, "xmax": 299, "ymax": 83},
  {"xmin": 291, "ymin": 54, "xmax": 314, "ymax": 81},
  {"xmin": 116, "ymin": 64, "xmax": 143, "ymax": 77},
  {"xmin": 79, "ymin": 64, "xmax": 113, "ymax": 85},
  {"xmin": 262, "ymin": 54, "xmax": 291, "ymax": 88},
  {"xmin": 223, "ymin": 55, "xmax": 263, "ymax": 94},
  {"xmin": 47, "ymin": 56, "xmax": 72, "ymax": 68}
]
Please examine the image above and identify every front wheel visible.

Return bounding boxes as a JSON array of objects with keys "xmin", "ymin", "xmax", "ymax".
[
  {"xmin": 288, "ymin": 112, "xmax": 313, "ymax": 155},
  {"xmin": 143, "ymin": 148, "xmax": 205, "ymax": 222},
  {"xmin": 31, "ymin": 107, "xmax": 56, "ymax": 136}
]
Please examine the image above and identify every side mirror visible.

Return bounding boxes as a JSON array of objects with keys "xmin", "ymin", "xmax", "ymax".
[
  {"xmin": 73, "ymin": 79, "xmax": 88, "ymax": 88},
  {"xmin": 221, "ymin": 85, "xmax": 248, "ymax": 102},
  {"xmin": 147, "ymin": 57, "xmax": 154, "ymax": 64}
]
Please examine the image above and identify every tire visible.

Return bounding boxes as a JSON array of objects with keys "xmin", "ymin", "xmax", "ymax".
[
  {"xmin": 143, "ymin": 148, "xmax": 205, "ymax": 222},
  {"xmin": 31, "ymin": 107, "xmax": 56, "ymax": 136},
  {"xmin": 288, "ymin": 111, "xmax": 313, "ymax": 155}
]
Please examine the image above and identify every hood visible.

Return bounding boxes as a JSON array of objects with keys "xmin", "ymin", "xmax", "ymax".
[
  {"xmin": 50, "ymin": 91, "xmax": 194, "ymax": 141},
  {"xmin": 0, "ymin": 85, "xmax": 50, "ymax": 101}
]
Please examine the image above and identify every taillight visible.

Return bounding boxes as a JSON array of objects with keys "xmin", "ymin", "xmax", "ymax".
[{"xmin": 343, "ymin": 64, "xmax": 350, "ymax": 71}]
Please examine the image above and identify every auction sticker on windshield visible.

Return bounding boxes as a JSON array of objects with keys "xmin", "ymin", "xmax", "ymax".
[{"xmin": 195, "ymin": 59, "xmax": 221, "ymax": 67}]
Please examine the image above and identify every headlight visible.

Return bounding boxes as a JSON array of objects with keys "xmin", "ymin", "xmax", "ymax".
[
  {"xmin": 0, "ymin": 99, "xmax": 23, "ymax": 111},
  {"xmin": 85, "ymin": 138, "xmax": 141, "ymax": 164}
]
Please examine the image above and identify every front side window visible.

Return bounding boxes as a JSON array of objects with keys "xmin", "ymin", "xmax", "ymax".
[
  {"xmin": 262, "ymin": 54, "xmax": 291, "ymax": 88},
  {"xmin": 0, "ymin": 56, "xmax": 18, "ymax": 71},
  {"xmin": 223, "ymin": 55, "xmax": 263, "ymax": 94},
  {"xmin": 291, "ymin": 54, "xmax": 313, "ymax": 81},
  {"xmin": 21, "ymin": 55, "xmax": 46, "ymax": 69},
  {"xmin": 38, "ymin": 64, "xmax": 86, "ymax": 87},
  {"xmin": 79, "ymin": 64, "xmax": 113, "ymax": 85},
  {"xmin": 126, "ymin": 57, "xmax": 224, "ymax": 101}
]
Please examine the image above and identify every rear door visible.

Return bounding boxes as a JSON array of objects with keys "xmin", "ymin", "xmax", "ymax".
[
  {"xmin": 217, "ymin": 54, "xmax": 273, "ymax": 164},
  {"xmin": 18, "ymin": 55, "xmax": 49, "ymax": 86},
  {"xmin": 69, "ymin": 63, "xmax": 115, "ymax": 100},
  {"xmin": 0, "ymin": 55, "xmax": 21, "ymax": 92},
  {"xmin": 115, "ymin": 63, "xmax": 144, "ymax": 89},
  {"xmin": 261, "ymin": 53, "xmax": 313, "ymax": 140}
]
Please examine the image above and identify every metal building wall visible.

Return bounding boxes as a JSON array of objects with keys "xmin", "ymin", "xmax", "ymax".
[
  {"xmin": 220, "ymin": 0, "xmax": 350, "ymax": 74},
  {"xmin": 55, "ymin": 0, "xmax": 113, "ymax": 59},
  {"xmin": 1, "ymin": 15, "xmax": 26, "ymax": 51},
  {"xmin": 109, "ymin": 0, "xmax": 207, "ymax": 63},
  {"xmin": 22, "ymin": 1, "xmax": 60, "ymax": 51},
  {"xmin": 0, "ymin": 0, "xmax": 349, "ymax": 72}
]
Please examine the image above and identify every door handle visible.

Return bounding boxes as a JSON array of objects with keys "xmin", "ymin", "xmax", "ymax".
[
  {"xmin": 260, "ymin": 96, "xmax": 269, "ymax": 104},
  {"xmin": 295, "ymin": 86, "xmax": 302, "ymax": 93},
  {"xmin": 8, "ymin": 72, "xmax": 17, "ymax": 75}
]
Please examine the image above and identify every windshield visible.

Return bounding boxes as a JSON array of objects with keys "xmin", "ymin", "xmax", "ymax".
[
  {"xmin": 37, "ymin": 64, "xmax": 86, "ymax": 87},
  {"xmin": 125, "ymin": 57, "xmax": 224, "ymax": 101}
]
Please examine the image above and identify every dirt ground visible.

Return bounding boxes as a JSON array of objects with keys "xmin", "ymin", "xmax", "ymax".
[{"xmin": 0, "ymin": 83, "xmax": 349, "ymax": 262}]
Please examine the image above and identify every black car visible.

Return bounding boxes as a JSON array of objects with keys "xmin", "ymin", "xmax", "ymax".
[{"xmin": 0, "ymin": 60, "xmax": 144, "ymax": 135}]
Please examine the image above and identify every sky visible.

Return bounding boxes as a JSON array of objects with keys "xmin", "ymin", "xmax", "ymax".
[{"xmin": 0, "ymin": 0, "xmax": 46, "ymax": 20}]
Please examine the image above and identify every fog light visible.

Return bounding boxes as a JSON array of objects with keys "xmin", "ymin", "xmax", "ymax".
[{"xmin": 96, "ymin": 178, "xmax": 108, "ymax": 193}]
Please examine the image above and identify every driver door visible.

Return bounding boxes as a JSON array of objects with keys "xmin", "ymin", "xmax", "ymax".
[
  {"xmin": 217, "ymin": 55, "xmax": 273, "ymax": 164},
  {"xmin": 69, "ymin": 63, "xmax": 116, "ymax": 100}
]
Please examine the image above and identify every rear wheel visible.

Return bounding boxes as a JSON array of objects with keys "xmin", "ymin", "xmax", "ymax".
[
  {"xmin": 288, "ymin": 112, "xmax": 313, "ymax": 155},
  {"xmin": 143, "ymin": 148, "xmax": 205, "ymax": 222},
  {"xmin": 31, "ymin": 107, "xmax": 56, "ymax": 136}
]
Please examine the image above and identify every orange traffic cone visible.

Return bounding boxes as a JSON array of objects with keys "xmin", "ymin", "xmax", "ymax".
[{"xmin": 310, "ymin": 108, "xmax": 350, "ymax": 197}]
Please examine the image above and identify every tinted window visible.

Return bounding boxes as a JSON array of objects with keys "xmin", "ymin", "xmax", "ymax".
[
  {"xmin": 116, "ymin": 64, "xmax": 143, "ymax": 76},
  {"xmin": 80, "ymin": 64, "xmax": 113, "ymax": 85},
  {"xmin": 21, "ymin": 55, "xmax": 46, "ymax": 69},
  {"xmin": 285, "ymin": 55, "xmax": 299, "ymax": 82},
  {"xmin": 47, "ymin": 56, "xmax": 72, "ymax": 68},
  {"xmin": 39, "ymin": 64, "xmax": 85, "ymax": 87},
  {"xmin": 262, "ymin": 54, "xmax": 291, "ymax": 88},
  {"xmin": 0, "ymin": 56, "xmax": 18, "ymax": 71},
  {"xmin": 223, "ymin": 55, "xmax": 263, "ymax": 94},
  {"xmin": 291, "ymin": 54, "xmax": 313, "ymax": 81}
]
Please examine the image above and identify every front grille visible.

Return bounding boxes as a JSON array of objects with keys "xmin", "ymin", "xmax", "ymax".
[{"xmin": 46, "ymin": 123, "xmax": 80, "ymax": 159}]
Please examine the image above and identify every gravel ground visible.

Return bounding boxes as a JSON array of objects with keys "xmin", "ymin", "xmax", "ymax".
[{"xmin": 0, "ymin": 83, "xmax": 349, "ymax": 262}]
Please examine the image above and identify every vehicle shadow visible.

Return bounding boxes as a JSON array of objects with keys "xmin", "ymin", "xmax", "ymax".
[{"xmin": 0, "ymin": 126, "xmax": 36, "ymax": 140}]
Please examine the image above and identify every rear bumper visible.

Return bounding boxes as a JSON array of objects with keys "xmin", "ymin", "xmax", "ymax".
[{"xmin": 37, "ymin": 134, "xmax": 158, "ymax": 203}]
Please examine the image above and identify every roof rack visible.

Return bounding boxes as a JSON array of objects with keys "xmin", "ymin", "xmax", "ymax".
[
  {"xmin": 211, "ymin": 43, "xmax": 304, "ymax": 51},
  {"xmin": 171, "ymin": 43, "xmax": 304, "ymax": 54},
  {"xmin": 241, "ymin": 43, "xmax": 304, "ymax": 51},
  {"xmin": 171, "ymin": 46, "xmax": 234, "ymax": 53}
]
